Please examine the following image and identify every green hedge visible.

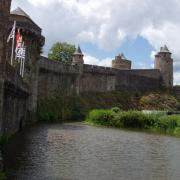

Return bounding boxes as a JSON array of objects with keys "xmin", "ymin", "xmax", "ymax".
[{"xmin": 86, "ymin": 109, "xmax": 180, "ymax": 136}]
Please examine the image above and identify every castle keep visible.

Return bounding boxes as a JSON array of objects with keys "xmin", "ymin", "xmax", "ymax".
[{"xmin": 0, "ymin": 2, "xmax": 175, "ymax": 135}]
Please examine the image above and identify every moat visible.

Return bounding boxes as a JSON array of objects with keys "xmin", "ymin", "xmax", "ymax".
[{"xmin": 2, "ymin": 123, "xmax": 180, "ymax": 180}]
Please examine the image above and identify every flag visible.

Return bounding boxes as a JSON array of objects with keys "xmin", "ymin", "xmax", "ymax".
[
  {"xmin": 16, "ymin": 29, "xmax": 22, "ymax": 49},
  {"xmin": 16, "ymin": 42, "xmax": 26, "ymax": 60},
  {"xmin": 15, "ymin": 29, "xmax": 23, "ymax": 59},
  {"xmin": 7, "ymin": 21, "xmax": 16, "ymax": 43}
]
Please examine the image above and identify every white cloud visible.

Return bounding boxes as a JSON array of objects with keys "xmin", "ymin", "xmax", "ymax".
[
  {"xmin": 84, "ymin": 54, "xmax": 112, "ymax": 67},
  {"xmin": 150, "ymin": 51, "xmax": 156, "ymax": 61},
  {"xmin": 11, "ymin": 0, "xmax": 180, "ymax": 84}
]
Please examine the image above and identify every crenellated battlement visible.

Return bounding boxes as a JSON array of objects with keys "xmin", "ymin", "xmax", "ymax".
[{"xmin": 40, "ymin": 56, "xmax": 116, "ymax": 75}]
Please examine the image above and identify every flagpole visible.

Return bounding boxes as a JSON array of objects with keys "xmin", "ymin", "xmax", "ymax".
[
  {"xmin": 20, "ymin": 57, "xmax": 22, "ymax": 75},
  {"xmin": 22, "ymin": 58, "xmax": 25, "ymax": 78},
  {"xmin": 10, "ymin": 21, "xmax": 16, "ymax": 65}
]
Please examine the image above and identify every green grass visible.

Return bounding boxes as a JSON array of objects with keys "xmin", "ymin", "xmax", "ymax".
[{"xmin": 86, "ymin": 108, "xmax": 180, "ymax": 137}]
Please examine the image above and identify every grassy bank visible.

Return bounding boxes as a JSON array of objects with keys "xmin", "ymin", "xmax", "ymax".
[
  {"xmin": 85, "ymin": 108, "xmax": 180, "ymax": 136},
  {"xmin": 37, "ymin": 91, "xmax": 180, "ymax": 123}
]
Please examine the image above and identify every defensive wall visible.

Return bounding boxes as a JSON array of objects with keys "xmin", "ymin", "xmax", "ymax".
[
  {"xmin": 2, "ymin": 62, "xmax": 29, "ymax": 135},
  {"xmin": 38, "ymin": 56, "xmax": 162, "ymax": 99}
]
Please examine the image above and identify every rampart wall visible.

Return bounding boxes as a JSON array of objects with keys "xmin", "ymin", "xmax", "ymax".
[
  {"xmin": 38, "ymin": 57, "xmax": 162, "ymax": 99},
  {"xmin": 115, "ymin": 70, "xmax": 162, "ymax": 90},
  {"xmin": 2, "ymin": 63, "xmax": 29, "ymax": 135},
  {"xmin": 38, "ymin": 57, "xmax": 116, "ymax": 98}
]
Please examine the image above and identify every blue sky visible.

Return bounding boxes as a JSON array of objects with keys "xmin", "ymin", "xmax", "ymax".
[
  {"xmin": 11, "ymin": 0, "xmax": 180, "ymax": 84},
  {"xmin": 80, "ymin": 36, "xmax": 154, "ymax": 69}
]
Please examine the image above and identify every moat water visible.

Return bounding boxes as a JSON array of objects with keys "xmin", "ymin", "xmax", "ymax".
[{"xmin": 2, "ymin": 123, "xmax": 180, "ymax": 180}]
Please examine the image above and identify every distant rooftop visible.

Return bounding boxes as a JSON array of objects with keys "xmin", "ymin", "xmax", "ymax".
[
  {"xmin": 160, "ymin": 45, "xmax": 171, "ymax": 53},
  {"xmin": 120, "ymin": 53, "xmax": 126, "ymax": 60},
  {"xmin": 117, "ymin": 53, "xmax": 127, "ymax": 60},
  {"xmin": 11, "ymin": 7, "xmax": 31, "ymax": 19},
  {"xmin": 74, "ymin": 45, "xmax": 83, "ymax": 55}
]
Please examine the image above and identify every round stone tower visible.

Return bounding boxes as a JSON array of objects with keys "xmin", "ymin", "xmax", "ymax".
[
  {"xmin": 154, "ymin": 45, "xmax": 173, "ymax": 88},
  {"xmin": 72, "ymin": 45, "xmax": 84, "ymax": 65},
  {"xmin": 8, "ymin": 7, "xmax": 45, "ymax": 120},
  {"xmin": 112, "ymin": 53, "xmax": 131, "ymax": 70}
]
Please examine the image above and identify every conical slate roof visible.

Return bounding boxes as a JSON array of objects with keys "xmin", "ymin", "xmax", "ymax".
[
  {"xmin": 74, "ymin": 45, "xmax": 83, "ymax": 55},
  {"xmin": 120, "ymin": 53, "xmax": 126, "ymax": 60},
  {"xmin": 117, "ymin": 53, "xmax": 127, "ymax": 60},
  {"xmin": 160, "ymin": 45, "xmax": 171, "ymax": 53},
  {"xmin": 11, "ymin": 7, "xmax": 31, "ymax": 19}
]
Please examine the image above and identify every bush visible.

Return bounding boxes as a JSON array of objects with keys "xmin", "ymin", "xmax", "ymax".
[
  {"xmin": 174, "ymin": 127, "xmax": 180, "ymax": 136},
  {"xmin": 119, "ymin": 111, "xmax": 149, "ymax": 129},
  {"xmin": 156, "ymin": 115, "xmax": 180, "ymax": 131},
  {"xmin": 86, "ymin": 109, "xmax": 114, "ymax": 126},
  {"xmin": 86, "ymin": 108, "xmax": 180, "ymax": 136},
  {"xmin": 111, "ymin": 107, "xmax": 121, "ymax": 113}
]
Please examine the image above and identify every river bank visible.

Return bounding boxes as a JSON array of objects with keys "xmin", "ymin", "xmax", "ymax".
[{"xmin": 85, "ymin": 108, "xmax": 180, "ymax": 137}]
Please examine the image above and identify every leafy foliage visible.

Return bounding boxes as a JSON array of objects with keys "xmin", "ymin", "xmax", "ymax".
[
  {"xmin": 48, "ymin": 42, "xmax": 76, "ymax": 63},
  {"xmin": 86, "ymin": 109, "xmax": 180, "ymax": 136}
]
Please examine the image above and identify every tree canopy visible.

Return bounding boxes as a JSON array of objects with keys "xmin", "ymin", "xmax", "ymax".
[{"xmin": 48, "ymin": 42, "xmax": 76, "ymax": 64}]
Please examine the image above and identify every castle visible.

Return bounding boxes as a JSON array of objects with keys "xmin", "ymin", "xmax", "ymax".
[{"xmin": 0, "ymin": 1, "xmax": 175, "ymax": 135}]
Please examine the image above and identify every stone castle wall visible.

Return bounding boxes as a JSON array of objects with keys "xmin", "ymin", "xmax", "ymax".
[
  {"xmin": 0, "ymin": 0, "xmax": 12, "ymax": 134},
  {"xmin": 115, "ymin": 70, "xmax": 162, "ymax": 90},
  {"xmin": 0, "ymin": 1, "xmax": 30, "ymax": 135},
  {"xmin": 38, "ymin": 57, "xmax": 116, "ymax": 98},
  {"xmin": 38, "ymin": 56, "xmax": 162, "ymax": 99}
]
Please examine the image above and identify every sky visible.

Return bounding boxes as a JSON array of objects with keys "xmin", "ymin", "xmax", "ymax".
[{"xmin": 11, "ymin": 0, "xmax": 180, "ymax": 84}]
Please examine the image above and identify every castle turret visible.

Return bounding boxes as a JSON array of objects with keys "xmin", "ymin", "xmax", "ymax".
[
  {"xmin": 8, "ymin": 7, "xmax": 45, "ymax": 121},
  {"xmin": 154, "ymin": 45, "xmax": 173, "ymax": 88},
  {"xmin": 112, "ymin": 53, "xmax": 131, "ymax": 70},
  {"xmin": 72, "ymin": 46, "xmax": 84, "ymax": 65}
]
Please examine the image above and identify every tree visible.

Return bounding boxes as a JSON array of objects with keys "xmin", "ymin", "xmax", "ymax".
[{"xmin": 48, "ymin": 42, "xmax": 76, "ymax": 64}]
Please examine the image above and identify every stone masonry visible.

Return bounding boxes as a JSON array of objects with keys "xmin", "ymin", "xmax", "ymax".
[
  {"xmin": 112, "ymin": 53, "xmax": 131, "ymax": 70},
  {"xmin": 0, "ymin": 0, "xmax": 12, "ymax": 134},
  {"xmin": 155, "ymin": 45, "xmax": 173, "ymax": 88}
]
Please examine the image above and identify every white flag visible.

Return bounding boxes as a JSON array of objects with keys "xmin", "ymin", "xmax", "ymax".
[
  {"xmin": 16, "ymin": 42, "xmax": 26, "ymax": 60},
  {"xmin": 7, "ymin": 21, "xmax": 16, "ymax": 43}
]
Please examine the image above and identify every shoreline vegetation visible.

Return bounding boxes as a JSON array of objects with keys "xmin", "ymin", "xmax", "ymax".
[
  {"xmin": 37, "ymin": 91, "xmax": 180, "ymax": 122},
  {"xmin": 37, "ymin": 91, "xmax": 180, "ymax": 136},
  {"xmin": 85, "ymin": 108, "xmax": 180, "ymax": 137}
]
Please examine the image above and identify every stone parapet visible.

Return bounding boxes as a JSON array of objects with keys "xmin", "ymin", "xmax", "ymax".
[{"xmin": 40, "ymin": 57, "xmax": 116, "ymax": 75}]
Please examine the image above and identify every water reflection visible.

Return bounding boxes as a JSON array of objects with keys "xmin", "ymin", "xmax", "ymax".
[{"xmin": 3, "ymin": 123, "xmax": 180, "ymax": 180}]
